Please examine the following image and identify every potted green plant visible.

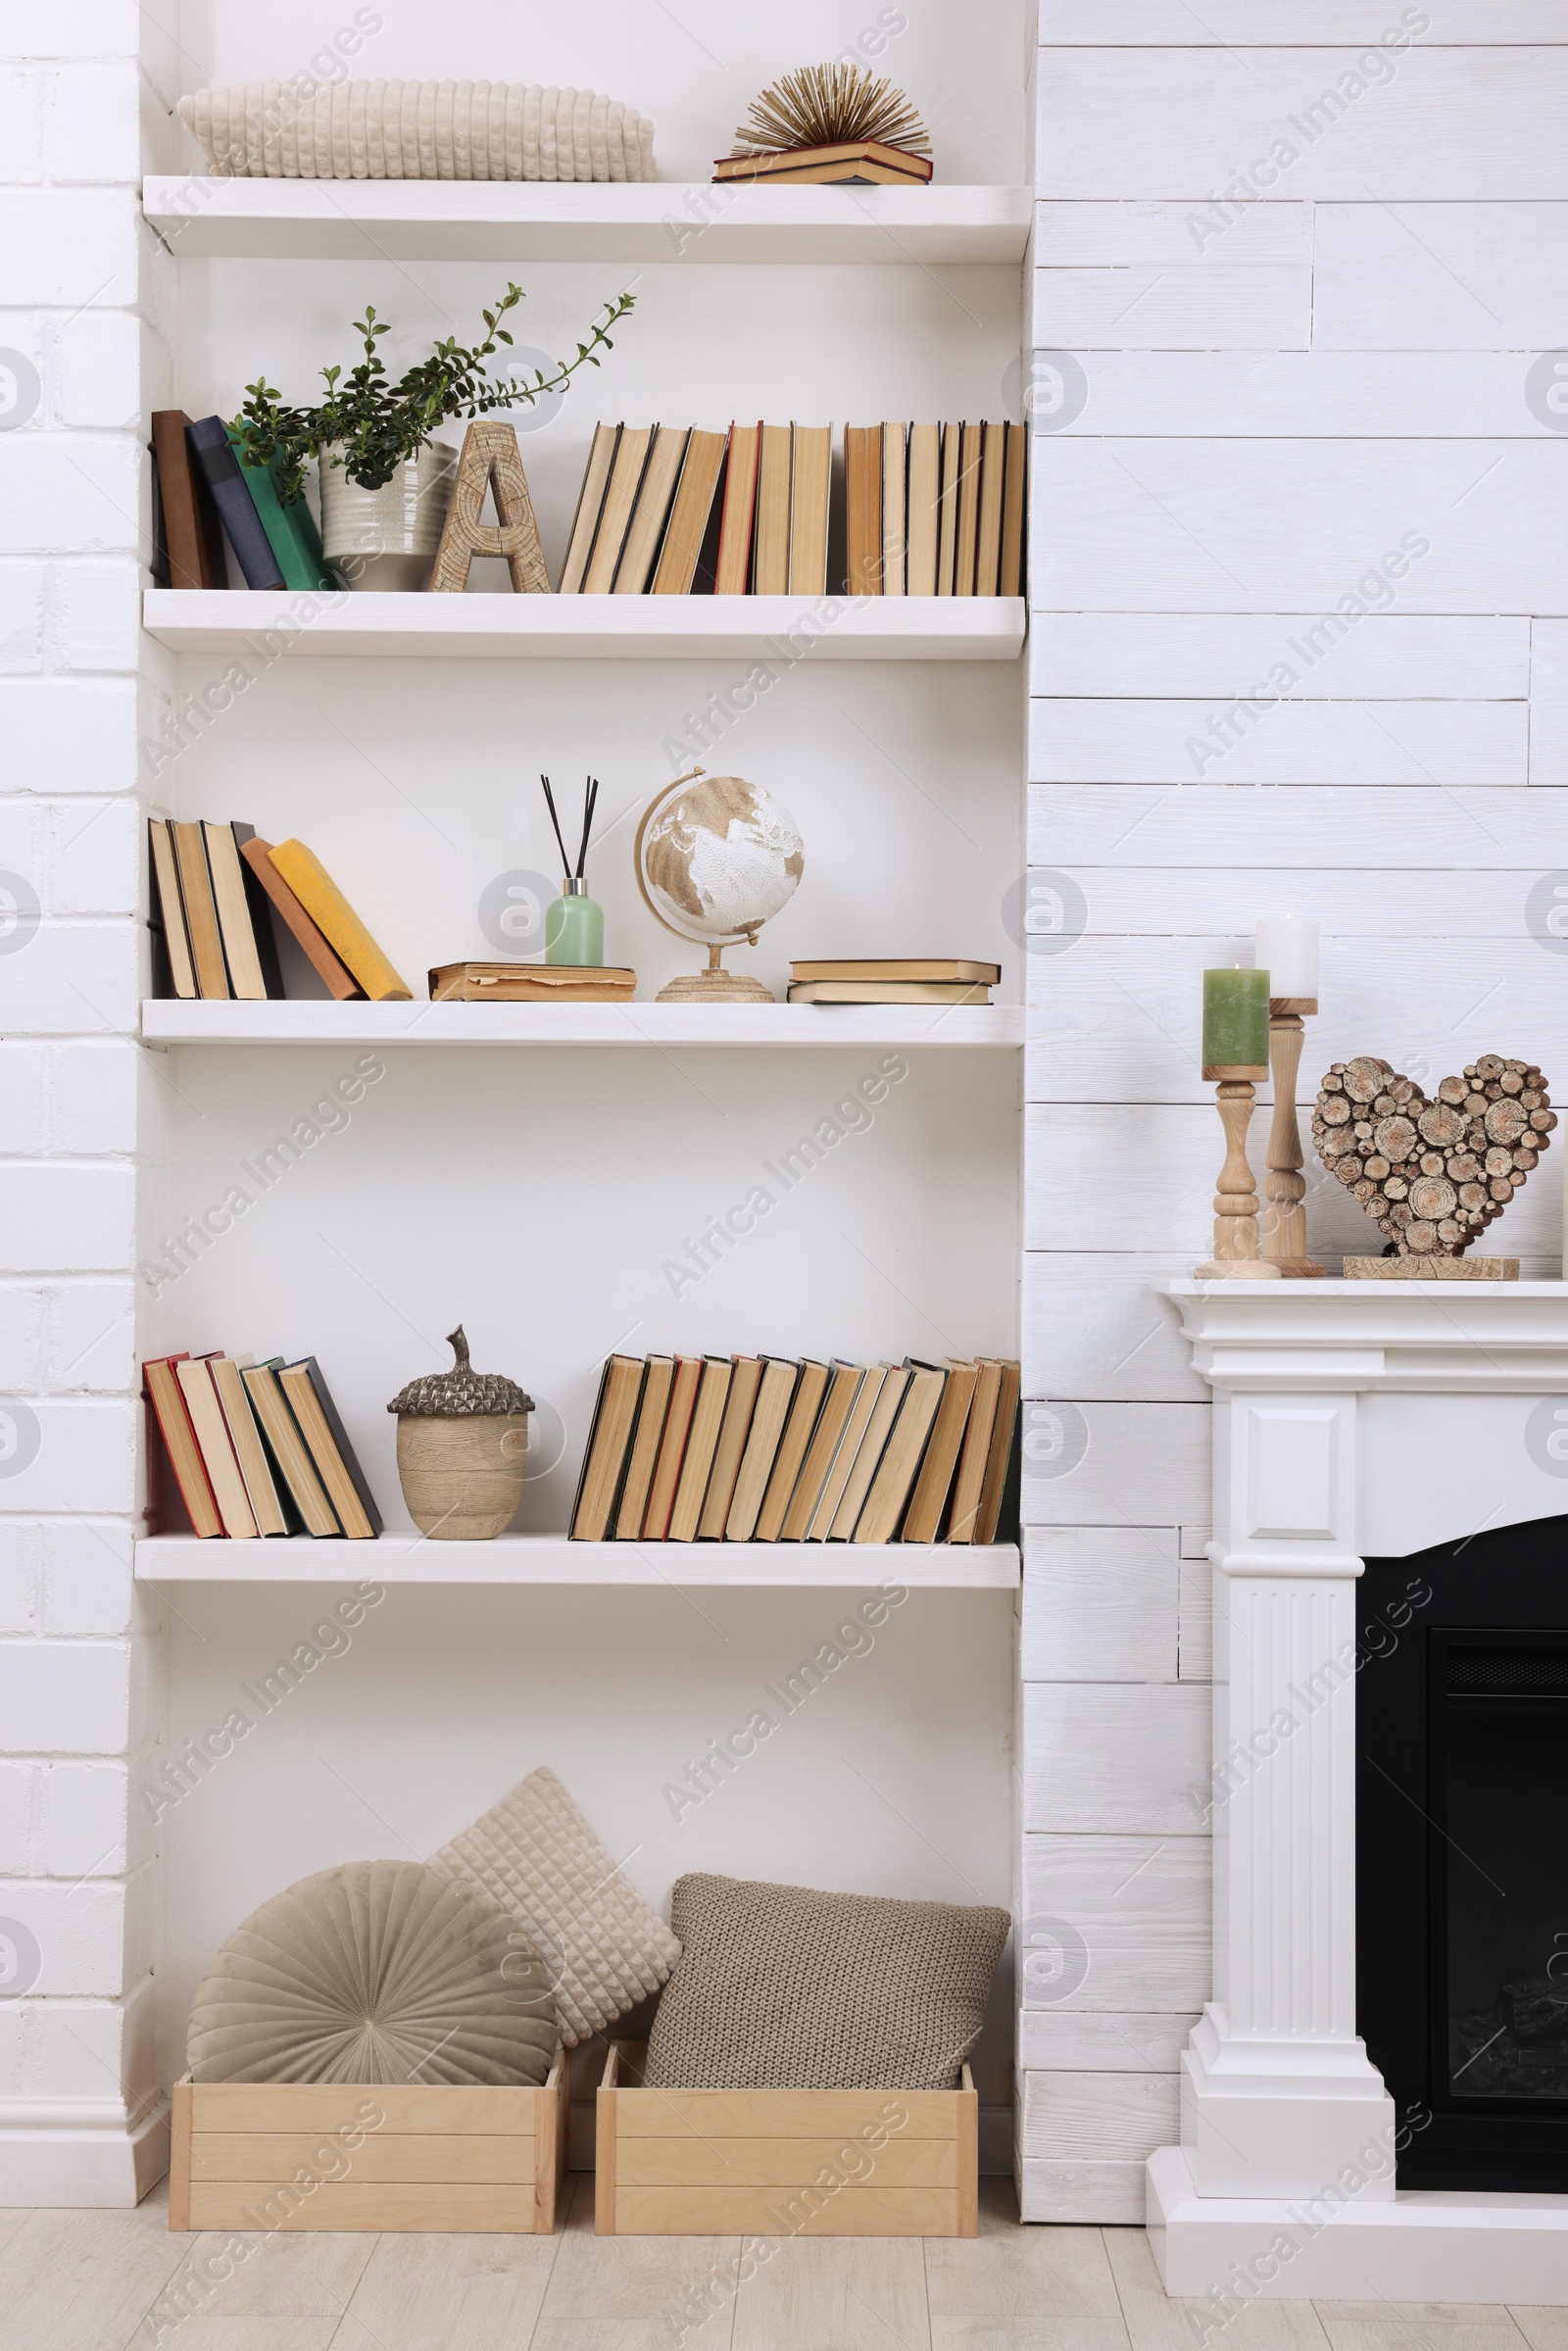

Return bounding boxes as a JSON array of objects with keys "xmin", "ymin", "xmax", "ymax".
[{"xmin": 235, "ymin": 281, "xmax": 634, "ymax": 589}]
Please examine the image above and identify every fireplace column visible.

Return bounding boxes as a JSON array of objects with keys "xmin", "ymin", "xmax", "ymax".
[{"xmin": 1179, "ymin": 1310, "xmax": 1395, "ymax": 2199}]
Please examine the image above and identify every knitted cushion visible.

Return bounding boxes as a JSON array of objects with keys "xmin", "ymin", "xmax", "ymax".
[
  {"xmin": 641, "ymin": 1874, "xmax": 1009, "ymax": 2091},
  {"xmin": 176, "ymin": 80, "xmax": 658, "ymax": 181},
  {"xmin": 429, "ymin": 1767, "xmax": 679, "ymax": 2047},
  {"xmin": 187, "ymin": 1859, "xmax": 556, "ymax": 2086}
]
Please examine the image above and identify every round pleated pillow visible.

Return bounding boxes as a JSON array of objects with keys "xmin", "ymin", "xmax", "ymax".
[{"xmin": 187, "ymin": 1860, "xmax": 557, "ymax": 2086}]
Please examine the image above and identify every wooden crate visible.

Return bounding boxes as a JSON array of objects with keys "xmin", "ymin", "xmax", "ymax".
[
  {"xmin": 168, "ymin": 2048, "xmax": 568, "ymax": 2233},
  {"xmin": 595, "ymin": 2040, "xmax": 977, "ymax": 2237}
]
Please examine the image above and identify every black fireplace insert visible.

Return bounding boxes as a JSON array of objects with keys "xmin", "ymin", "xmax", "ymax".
[{"xmin": 1359, "ymin": 1514, "xmax": 1568, "ymax": 2189}]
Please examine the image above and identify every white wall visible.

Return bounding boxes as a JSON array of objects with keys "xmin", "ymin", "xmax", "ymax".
[
  {"xmin": 0, "ymin": 2, "xmax": 181, "ymax": 2204},
  {"xmin": 1018, "ymin": 0, "xmax": 1568, "ymax": 2222}
]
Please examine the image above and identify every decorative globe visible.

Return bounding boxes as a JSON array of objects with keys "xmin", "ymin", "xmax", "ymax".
[{"xmin": 637, "ymin": 773, "xmax": 804, "ymax": 949}]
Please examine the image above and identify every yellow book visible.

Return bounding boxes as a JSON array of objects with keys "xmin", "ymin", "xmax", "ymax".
[{"xmin": 267, "ymin": 841, "xmax": 412, "ymax": 1001}]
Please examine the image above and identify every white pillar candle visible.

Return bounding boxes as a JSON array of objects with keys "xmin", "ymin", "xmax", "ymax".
[{"xmin": 1252, "ymin": 914, "xmax": 1319, "ymax": 1001}]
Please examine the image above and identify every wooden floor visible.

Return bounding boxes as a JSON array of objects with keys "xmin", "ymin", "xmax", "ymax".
[{"xmin": 3, "ymin": 2174, "xmax": 1563, "ymax": 2350}]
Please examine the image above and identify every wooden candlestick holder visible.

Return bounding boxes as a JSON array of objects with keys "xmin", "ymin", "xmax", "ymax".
[
  {"xmin": 1196, "ymin": 1061, "xmax": 1280, "ymax": 1281},
  {"xmin": 1261, "ymin": 996, "xmax": 1325, "ymax": 1278}
]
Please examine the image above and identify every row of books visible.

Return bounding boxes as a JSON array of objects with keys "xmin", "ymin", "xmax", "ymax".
[
  {"xmin": 148, "ymin": 820, "xmax": 412, "ymax": 1003},
  {"xmin": 152, "ymin": 409, "xmax": 333, "ymax": 593},
  {"xmin": 144, "ymin": 1352, "xmax": 382, "ymax": 1541},
  {"xmin": 847, "ymin": 422, "xmax": 1025, "ymax": 598},
  {"xmin": 560, "ymin": 422, "xmax": 824, "ymax": 598},
  {"xmin": 570, "ymin": 1353, "xmax": 1021, "ymax": 1547},
  {"xmin": 560, "ymin": 419, "xmax": 1026, "ymax": 601},
  {"xmin": 785, "ymin": 957, "xmax": 1000, "ymax": 1006}
]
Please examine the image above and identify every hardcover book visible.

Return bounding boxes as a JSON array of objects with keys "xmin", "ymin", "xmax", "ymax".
[
  {"xmin": 278, "ymin": 1359, "xmax": 382, "ymax": 1538},
  {"xmin": 268, "ymin": 841, "xmax": 412, "ymax": 1002},
  {"xmin": 185, "ymin": 416, "xmax": 285, "ymax": 589},
  {"xmin": 151, "ymin": 411, "xmax": 225, "ymax": 590},
  {"xmin": 570, "ymin": 1356, "xmax": 649, "ymax": 1541}
]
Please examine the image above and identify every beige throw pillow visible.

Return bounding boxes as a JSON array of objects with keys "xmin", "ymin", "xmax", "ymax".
[
  {"xmin": 642, "ymin": 1874, "xmax": 1009, "ymax": 2091},
  {"xmin": 429, "ymin": 1767, "xmax": 679, "ymax": 2047},
  {"xmin": 187, "ymin": 1859, "xmax": 557, "ymax": 2086}
]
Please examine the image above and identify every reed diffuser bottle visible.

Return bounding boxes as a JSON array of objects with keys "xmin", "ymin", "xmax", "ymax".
[{"xmin": 540, "ymin": 773, "xmax": 605, "ymax": 965}]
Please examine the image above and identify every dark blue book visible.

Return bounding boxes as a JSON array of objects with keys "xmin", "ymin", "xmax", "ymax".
[{"xmin": 184, "ymin": 416, "xmax": 285, "ymax": 589}]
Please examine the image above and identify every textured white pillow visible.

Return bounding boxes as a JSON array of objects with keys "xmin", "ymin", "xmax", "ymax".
[
  {"xmin": 175, "ymin": 80, "xmax": 658, "ymax": 181},
  {"xmin": 429, "ymin": 1767, "xmax": 679, "ymax": 2047},
  {"xmin": 187, "ymin": 1859, "xmax": 557, "ymax": 2086}
]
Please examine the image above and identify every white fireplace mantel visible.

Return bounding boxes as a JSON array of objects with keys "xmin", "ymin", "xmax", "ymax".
[{"xmin": 1149, "ymin": 1280, "xmax": 1568, "ymax": 2304}]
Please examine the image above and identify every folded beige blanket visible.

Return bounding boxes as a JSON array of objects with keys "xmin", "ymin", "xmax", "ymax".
[{"xmin": 177, "ymin": 78, "xmax": 658, "ymax": 181}]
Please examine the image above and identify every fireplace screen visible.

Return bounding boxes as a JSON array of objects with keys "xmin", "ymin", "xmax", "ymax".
[{"xmin": 1436, "ymin": 1637, "xmax": 1568, "ymax": 2106}]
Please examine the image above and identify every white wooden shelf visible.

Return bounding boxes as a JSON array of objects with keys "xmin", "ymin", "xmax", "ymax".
[
  {"xmin": 134, "ymin": 1535, "xmax": 1020, "ymax": 1588},
  {"xmin": 141, "ymin": 590, "xmax": 1025, "ymax": 661},
  {"xmin": 141, "ymin": 177, "xmax": 1031, "ymax": 265},
  {"xmin": 140, "ymin": 1001, "xmax": 1023, "ymax": 1049}
]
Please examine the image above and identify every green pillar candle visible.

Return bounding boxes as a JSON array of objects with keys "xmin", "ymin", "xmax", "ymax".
[{"xmin": 1202, "ymin": 966, "xmax": 1270, "ymax": 1072}]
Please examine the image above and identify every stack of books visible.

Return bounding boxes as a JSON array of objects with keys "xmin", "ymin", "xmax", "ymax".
[
  {"xmin": 713, "ymin": 140, "xmax": 934, "ymax": 188},
  {"xmin": 569, "ymin": 1353, "xmax": 1019, "ymax": 1545},
  {"xmin": 152, "ymin": 410, "xmax": 335, "ymax": 593},
  {"xmin": 847, "ymin": 421, "xmax": 1025, "ymax": 597},
  {"xmin": 143, "ymin": 1351, "xmax": 382, "ymax": 1540},
  {"xmin": 788, "ymin": 958, "xmax": 1001, "ymax": 1006},
  {"xmin": 148, "ymin": 821, "xmax": 411, "ymax": 1002},
  {"xmin": 559, "ymin": 421, "xmax": 832, "ymax": 598}
]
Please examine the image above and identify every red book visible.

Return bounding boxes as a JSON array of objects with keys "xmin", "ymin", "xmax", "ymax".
[
  {"xmin": 142, "ymin": 1354, "xmax": 223, "ymax": 1538},
  {"xmin": 713, "ymin": 422, "xmax": 761, "ymax": 595}
]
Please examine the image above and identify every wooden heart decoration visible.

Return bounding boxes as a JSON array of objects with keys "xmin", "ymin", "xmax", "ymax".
[{"xmin": 1312, "ymin": 1055, "xmax": 1555, "ymax": 1256}]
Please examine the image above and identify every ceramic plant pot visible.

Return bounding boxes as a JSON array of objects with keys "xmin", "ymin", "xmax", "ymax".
[
  {"xmin": 318, "ymin": 441, "xmax": 457, "ymax": 590},
  {"xmin": 387, "ymin": 1326, "xmax": 534, "ymax": 1540}
]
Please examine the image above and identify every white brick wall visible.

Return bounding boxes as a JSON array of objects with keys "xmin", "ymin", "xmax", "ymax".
[
  {"xmin": 1019, "ymin": 8, "xmax": 1568, "ymax": 2219},
  {"xmin": 0, "ymin": 10, "xmax": 165, "ymax": 2205}
]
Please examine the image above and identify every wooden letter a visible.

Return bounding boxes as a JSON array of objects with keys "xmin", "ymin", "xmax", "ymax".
[{"xmin": 428, "ymin": 420, "xmax": 551, "ymax": 594}]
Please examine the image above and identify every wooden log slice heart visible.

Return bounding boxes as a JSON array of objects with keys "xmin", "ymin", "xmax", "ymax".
[{"xmin": 1311, "ymin": 1055, "xmax": 1555, "ymax": 1257}]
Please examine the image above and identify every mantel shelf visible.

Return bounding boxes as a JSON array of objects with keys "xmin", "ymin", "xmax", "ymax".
[
  {"xmin": 141, "ymin": 590, "xmax": 1025, "ymax": 661},
  {"xmin": 141, "ymin": 176, "xmax": 1032, "ymax": 264},
  {"xmin": 134, "ymin": 1535, "xmax": 1020, "ymax": 1588},
  {"xmin": 140, "ymin": 1001, "xmax": 1023, "ymax": 1048}
]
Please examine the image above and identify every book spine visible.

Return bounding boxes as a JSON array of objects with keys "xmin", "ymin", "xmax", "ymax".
[
  {"xmin": 185, "ymin": 417, "xmax": 286, "ymax": 590},
  {"xmin": 301, "ymin": 1359, "xmax": 383, "ymax": 1537},
  {"xmin": 152, "ymin": 410, "xmax": 225, "ymax": 590},
  {"xmin": 227, "ymin": 429, "xmax": 336, "ymax": 592},
  {"xmin": 228, "ymin": 823, "xmax": 286, "ymax": 998}
]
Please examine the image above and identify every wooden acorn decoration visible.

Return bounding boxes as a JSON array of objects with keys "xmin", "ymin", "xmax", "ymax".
[{"xmin": 387, "ymin": 1326, "xmax": 534, "ymax": 1541}]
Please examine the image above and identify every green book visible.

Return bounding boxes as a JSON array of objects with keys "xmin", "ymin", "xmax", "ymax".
[{"xmin": 226, "ymin": 428, "xmax": 336, "ymax": 592}]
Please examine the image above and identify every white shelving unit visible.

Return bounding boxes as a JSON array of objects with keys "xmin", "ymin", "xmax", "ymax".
[
  {"xmin": 141, "ymin": 589, "xmax": 1025, "ymax": 660},
  {"xmin": 141, "ymin": 176, "xmax": 1032, "ymax": 264},
  {"xmin": 127, "ymin": 89, "xmax": 1029, "ymax": 2192},
  {"xmin": 140, "ymin": 1001, "xmax": 1024, "ymax": 1048},
  {"xmin": 134, "ymin": 1534, "xmax": 1020, "ymax": 1587}
]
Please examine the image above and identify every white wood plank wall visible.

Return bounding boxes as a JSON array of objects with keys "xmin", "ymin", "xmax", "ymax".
[{"xmin": 1019, "ymin": 1, "xmax": 1568, "ymax": 2219}]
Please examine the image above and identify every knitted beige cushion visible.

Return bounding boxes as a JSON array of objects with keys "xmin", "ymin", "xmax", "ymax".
[
  {"xmin": 642, "ymin": 1874, "xmax": 1009, "ymax": 2091},
  {"xmin": 187, "ymin": 1859, "xmax": 557, "ymax": 2086},
  {"xmin": 176, "ymin": 80, "xmax": 658, "ymax": 181},
  {"xmin": 429, "ymin": 1767, "xmax": 679, "ymax": 2047}
]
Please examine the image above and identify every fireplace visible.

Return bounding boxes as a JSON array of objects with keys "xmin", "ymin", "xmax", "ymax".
[
  {"xmin": 1149, "ymin": 1282, "xmax": 1568, "ymax": 2303},
  {"xmin": 1359, "ymin": 1522, "xmax": 1568, "ymax": 2189}
]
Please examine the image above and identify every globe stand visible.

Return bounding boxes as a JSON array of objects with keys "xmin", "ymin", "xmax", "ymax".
[
  {"xmin": 656, "ymin": 941, "xmax": 774, "ymax": 1005},
  {"xmin": 635, "ymin": 768, "xmax": 802, "ymax": 1008}
]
